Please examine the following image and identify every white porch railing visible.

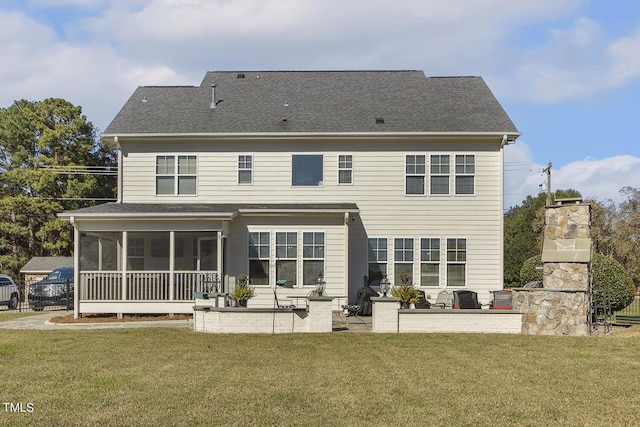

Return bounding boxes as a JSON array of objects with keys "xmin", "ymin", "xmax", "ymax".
[{"xmin": 80, "ymin": 271, "xmax": 219, "ymax": 301}]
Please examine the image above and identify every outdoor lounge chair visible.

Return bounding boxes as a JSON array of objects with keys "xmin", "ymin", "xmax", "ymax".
[
  {"xmin": 453, "ymin": 290, "xmax": 487, "ymax": 309},
  {"xmin": 431, "ymin": 290, "xmax": 453, "ymax": 309}
]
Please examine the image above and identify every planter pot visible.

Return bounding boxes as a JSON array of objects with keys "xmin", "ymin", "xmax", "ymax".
[
  {"xmin": 401, "ymin": 302, "xmax": 411, "ymax": 309},
  {"xmin": 237, "ymin": 300, "xmax": 248, "ymax": 308}
]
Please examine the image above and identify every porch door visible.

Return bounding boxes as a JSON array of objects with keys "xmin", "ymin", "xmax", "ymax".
[{"xmin": 197, "ymin": 237, "xmax": 217, "ymax": 271}]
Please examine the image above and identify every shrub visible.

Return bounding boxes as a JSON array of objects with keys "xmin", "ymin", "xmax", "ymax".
[
  {"xmin": 519, "ymin": 253, "xmax": 635, "ymax": 312},
  {"xmin": 591, "ymin": 253, "xmax": 635, "ymax": 312},
  {"xmin": 390, "ymin": 285, "xmax": 420, "ymax": 304},
  {"xmin": 519, "ymin": 254, "xmax": 543, "ymax": 286}
]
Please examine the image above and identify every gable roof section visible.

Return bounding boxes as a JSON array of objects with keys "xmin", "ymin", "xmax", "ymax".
[
  {"xmin": 103, "ymin": 70, "xmax": 519, "ymax": 136},
  {"xmin": 21, "ymin": 257, "xmax": 74, "ymax": 274}
]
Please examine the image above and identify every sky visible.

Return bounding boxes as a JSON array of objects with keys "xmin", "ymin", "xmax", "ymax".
[{"xmin": 1, "ymin": 0, "xmax": 639, "ymax": 209}]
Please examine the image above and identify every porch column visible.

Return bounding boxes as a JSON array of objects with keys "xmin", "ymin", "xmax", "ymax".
[
  {"xmin": 169, "ymin": 231, "xmax": 175, "ymax": 300},
  {"xmin": 122, "ymin": 231, "xmax": 128, "ymax": 301},
  {"xmin": 72, "ymin": 220, "xmax": 80, "ymax": 319},
  {"xmin": 217, "ymin": 230, "xmax": 223, "ymax": 291}
]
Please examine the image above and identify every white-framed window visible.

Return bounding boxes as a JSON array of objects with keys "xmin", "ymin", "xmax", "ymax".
[
  {"xmin": 238, "ymin": 155, "xmax": 253, "ymax": 184},
  {"xmin": 455, "ymin": 154, "xmax": 475, "ymax": 195},
  {"xmin": 394, "ymin": 238, "xmax": 414, "ymax": 285},
  {"xmin": 276, "ymin": 232, "xmax": 298, "ymax": 286},
  {"xmin": 292, "ymin": 154, "xmax": 323, "ymax": 186},
  {"xmin": 303, "ymin": 232, "xmax": 325, "ymax": 285},
  {"xmin": 156, "ymin": 155, "xmax": 197, "ymax": 195},
  {"xmin": 420, "ymin": 238, "xmax": 440, "ymax": 287},
  {"xmin": 367, "ymin": 238, "xmax": 387, "ymax": 286},
  {"xmin": 338, "ymin": 154, "xmax": 353, "ymax": 184},
  {"xmin": 446, "ymin": 238, "xmax": 467, "ymax": 287},
  {"xmin": 248, "ymin": 232, "xmax": 269, "ymax": 286},
  {"xmin": 405, "ymin": 155, "xmax": 425, "ymax": 195},
  {"xmin": 127, "ymin": 236, "xmax": 145, "ymax": 270},
  {"xmin": 430, "ymin": 155, "xmax": 450, "ymax": 195}
]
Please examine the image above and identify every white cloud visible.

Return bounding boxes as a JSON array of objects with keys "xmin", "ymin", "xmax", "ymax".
[
  {"xmin": 496, "ymin": 18, "xmax": 640, "ymax": 103},
  {"xmin": 504, "ymin": 142, "xmax": 640, "ymax": 208}
]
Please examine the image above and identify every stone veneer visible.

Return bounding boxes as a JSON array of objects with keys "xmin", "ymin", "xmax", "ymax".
[{"xmin": 512, "ymin": 200, "xmax": 592, "ymax": 336}]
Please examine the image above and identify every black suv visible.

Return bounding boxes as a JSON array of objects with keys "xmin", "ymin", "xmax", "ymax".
[{"xmin": 28, "ymin": 267, "xmax": 74, "ymax": 311}]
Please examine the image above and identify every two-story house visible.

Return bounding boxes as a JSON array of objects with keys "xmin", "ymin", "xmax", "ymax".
[{"xmin": 59, "ymin": 70, "xmax": 519, "ymax": 318}]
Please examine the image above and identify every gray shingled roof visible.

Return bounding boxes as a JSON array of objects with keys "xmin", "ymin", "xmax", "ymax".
[
  {"xmin": 21, "ymin": 257, "xmax": 74, "ymax": 274},
  {"xmin": 59, "ymin": 202, "xmax": 359, "ymax": 218},
  {"xmin": 104, "ymin": 70, "xmax": 519, "ymax": 135}
]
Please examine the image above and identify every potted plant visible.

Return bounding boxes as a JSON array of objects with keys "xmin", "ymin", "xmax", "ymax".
[
  {"xmin": 390, "ymin": 284, "xmax": 420, "ymax": 309},
  {"xmin": 231, "ymin": 275, "xmax": 255, "ymax": 307}
]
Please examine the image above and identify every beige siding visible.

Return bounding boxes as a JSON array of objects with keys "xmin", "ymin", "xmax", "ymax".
[{"xmin": 120, "ymin": 138, "xmax": 504, "ymax": 301}]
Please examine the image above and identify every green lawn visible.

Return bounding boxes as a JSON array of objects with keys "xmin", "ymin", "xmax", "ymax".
[{"xmin": 1, "ymin": 327, "xmax": 639, "ymax": 426}]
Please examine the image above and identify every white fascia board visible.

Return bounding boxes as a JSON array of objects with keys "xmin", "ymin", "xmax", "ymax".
[
  {"xmin": 58, "ymin": 212, "xmax": 236, "ymax": 222},
  {"xmin": 237, "ymin": 208, "xmax": 360, "ymax": 216},
  {"xmin": 102, "ymin": 131, "xmax": 522, "ymax": 142}
]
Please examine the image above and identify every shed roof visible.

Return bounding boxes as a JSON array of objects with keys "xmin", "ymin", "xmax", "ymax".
[
  {"xmin": 104, "ymin": 70, "xmax": 519, "ymax": 135},
  {"xmin": 21, "ymin": 257, "xmax": 74, "ymax": 274}
]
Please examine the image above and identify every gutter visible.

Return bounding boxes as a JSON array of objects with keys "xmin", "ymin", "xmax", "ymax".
[{"xmin": 102, "ymin": 131, "xmax": 522, "ymax": 143}]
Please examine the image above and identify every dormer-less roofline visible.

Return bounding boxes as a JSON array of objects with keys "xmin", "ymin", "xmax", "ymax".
[{"xmin": 103, "ymin": 131, "xmax": 521, "ymax": 145}]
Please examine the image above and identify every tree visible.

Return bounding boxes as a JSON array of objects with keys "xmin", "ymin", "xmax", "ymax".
[
  {"xmin": 609, "ymin": 187, "xmax": 640, "ymax": 285},
  {"xmin": 519, "ymin": 253, "xmax": 635, "ymax": 312},
  {"xmin": 503, "ymin": 189, "xmax": 580, "ymax": 287},
  {"xmin": 0, "ymin": 98, "xmax": 117, "ymax": 278}
]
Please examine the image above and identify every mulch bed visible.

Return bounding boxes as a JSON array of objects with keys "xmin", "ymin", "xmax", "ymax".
[{"xmin": 50, "ymin": 313, "xmax": 192, "ymax": 323}]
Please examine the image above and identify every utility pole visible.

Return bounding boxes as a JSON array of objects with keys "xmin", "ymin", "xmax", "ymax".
[{"xmin": 542, "ymin": 161, "xmax": 552, "ymax": 205}]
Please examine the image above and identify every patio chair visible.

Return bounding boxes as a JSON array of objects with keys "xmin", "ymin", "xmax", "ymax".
[
  {"xmin": 274, "ymin": 280, "xmax": 295, "ymax": 309},
  {"xmin": 431, "ymin": 290, "xmax": 454, "ymax": 309},
  {"xmin": 453, "ymin": 290, "xmax": 487, "ymax": 309},
  {"xmin": 414, "ymin": 290, "xmax": 431, "ymax": 309},
  {"xmin": 490, "ymin": 290, "xmax": 513, "ymax": 310}
]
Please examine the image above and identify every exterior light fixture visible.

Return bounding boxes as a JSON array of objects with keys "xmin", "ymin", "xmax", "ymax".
[
  {"xmin": 315, "ymin": 273, "xmax": 326, "ymax": 296},
  {"xmin": 380, "ymin": 276, "xmax": 391, "ymax": 297}
]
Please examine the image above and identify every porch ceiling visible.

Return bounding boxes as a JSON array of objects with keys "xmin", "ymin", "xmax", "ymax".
[{"xmin": 58, "ymin": 202, "xmax": 359, "ymax": 221}]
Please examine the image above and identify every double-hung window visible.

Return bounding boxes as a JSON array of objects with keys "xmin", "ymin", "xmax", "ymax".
[
  {"xmin": 276, "ymin": 232, "xmax": 297, "ymax": 286},
  {"xmin": 338, "ymin": 154, "xmax": 353, "ymax": 184},
  {"xmin": 248, "ymin": 232, "xmax": 269, "ymax": 286},
  {"xmin": 156, "ymin": 155, "xmax": 197, "ymax": 195},
  {"xmin": 394, "ymin": 238, "xmax": 414, "ymax": 285},
  {"xmin": 455, "ymin": 155, "xmax": 475, "ymax": 195},
  {"xmin": 303, "ymin": 232, "xmax": 325, "ymax": 285},
  {"xmin": 367, "ymin": 238, "xmax": 387, "ymax": 286},
  {"xmin": 420, "ymin": 238, "xmax": 440, "ymax": 287},
  {"xmin": 405, "ymin": 155, "xmax": 425, "ymax": 195},
  {"xmin": 430, "ymin": 155, "xmax": 450, "ymax": 195},
  {"xmin": 238, "ymin": 155, "xmax": 252, "ymax": 184},
  {"xmin": 446, "ymin": 238, "xmax": 467, "ymax": 287},
  {"xmin": 292, "ymin": 155, "xmax": 323, "ymax": 186}
]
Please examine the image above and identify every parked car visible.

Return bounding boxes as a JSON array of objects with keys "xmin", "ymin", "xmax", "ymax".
[
  {"xmin": 28, "ymin": 267, "xmax": 74, "ymax": 311},
  {"xmin": 0, "ymin": 274, "xmax": 20, "ymax": 309}
]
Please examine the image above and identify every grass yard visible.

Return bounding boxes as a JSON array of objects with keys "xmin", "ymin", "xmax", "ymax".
[{"xmin": 1, "ymin": 327, "xmax": 639, "ymax": 426}]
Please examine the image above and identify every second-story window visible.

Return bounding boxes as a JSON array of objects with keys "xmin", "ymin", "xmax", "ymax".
[
  {"xmin": 405, "ymin": 155, "xmax": 425, "ymax": 195},
  {"xmin": 292, "ymin": 155, "xmax": 323, "ymax": 186},
  {"xmin": 455, "ymin": 155, "xmax": 475, "ymax": 195},
  {"xmin": 238, "ymin": 155, "xmax": 252, "ymax": 184},
  {"xmin": 430, "ymin": 155, "xmax": 450, "ymax": 195},
  {"xmin": 338, "ymin": 154, "xmax": 353, "ymax": 184},
  {"xmin": 156, "ymin": 155, "xmax": 196, "ymax": 195}
]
